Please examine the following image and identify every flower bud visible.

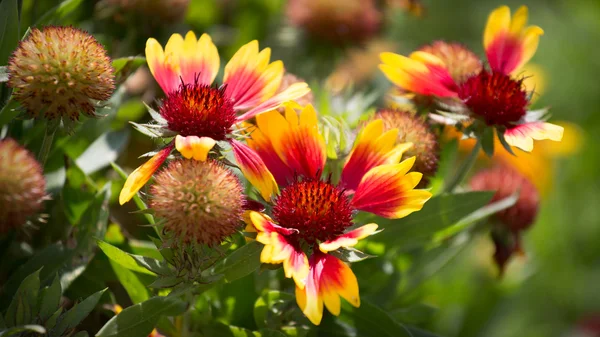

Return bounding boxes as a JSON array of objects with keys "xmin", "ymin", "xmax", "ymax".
[
  {"xmin": 371, "ymin": 109, "xmax": 439, "ymax": 186},
  {"xmin": 419, "ymin": 41, "xmax": 482, "ymax": 84},
  {"xmin": 277, "ymin": 72, "xmax": 314, "ymax": 109},
  {"xmin": 7, "ymin": 26, "xmax": 115, "ymax": 123},
  {"xmin": 0, "ymin": 138, "xmax": 47, "ymax": 233},
  {"xmin": 149, "ymin": 159, "xmax": 245, "ymax": 246}
]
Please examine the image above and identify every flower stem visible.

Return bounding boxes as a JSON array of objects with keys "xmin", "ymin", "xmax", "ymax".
[
  {"xmin": 38, "ymin": 122, "xmax": 58, "ymax": 167},
  {"xmin": 443, "ymin": 138, "xmax": 481, "ymax": 193}
]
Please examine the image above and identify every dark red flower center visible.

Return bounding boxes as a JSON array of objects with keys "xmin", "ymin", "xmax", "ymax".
[
  {"xmin": 272, "ymin": 179, "xmax": 354, "ymax": 244},
  {"xmin": 458, "ymin": 70, "xmax": 528, "ymax": 127},
  {"xmin": 160, "ymin": 81, "xmax": 236, "ymax": 140}
]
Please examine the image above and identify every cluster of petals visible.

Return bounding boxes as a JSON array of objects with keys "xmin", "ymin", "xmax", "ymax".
[
  {"xmin": 379, "ymin": 5, "xmax": 563, "ymax": 152},
  {"xmin": 237, "ymin": 105, "xmax": 432, "ymax": 324},
  {"xmin": 119, "ymin": 32, "xmax": 310, "ymax": 204}
]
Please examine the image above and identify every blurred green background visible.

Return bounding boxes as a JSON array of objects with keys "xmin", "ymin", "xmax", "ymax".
[{"xmin": 8, "ymin": 0, "xmax": 599, "ymax": 336}]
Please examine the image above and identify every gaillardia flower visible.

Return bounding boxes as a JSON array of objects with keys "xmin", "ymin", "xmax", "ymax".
[
  {"xmin": 0, "ymin": 138, "xmax": 47, "ymax": 233},
  {"xmin": 418, "ymin": 41, "xmax": 482, "ymax": 84},
  {"xmin": 369, "ymin": 109, "xmax": 439, "ymax": 186},
  {"xmin": 470, "ymin": 165, "xmax": 539, "ymax": 274},
  {"xmin": 239, "ymin": 105, "xmax": 432, "ymax": 325},
  {"xmin": 149, "ymin": 159, "xmax": 245, "ymax": 246},
  {"xmin": 8, "ymin": 26, "xmax": 115, "ymax": 123},
  {"xmin": 119, "ymin": 31, "xmax": 310, "ymax": 205},
  {"xmin": 379, "ymin": 5, "xmax": 562, "ymax": 152}
]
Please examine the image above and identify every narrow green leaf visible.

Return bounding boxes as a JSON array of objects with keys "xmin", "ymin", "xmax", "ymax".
[
  {"xmin": 75, "ymin": 130, "xmax": 130, "ymax": 175},
  {"xmin": 211, "ymin": 241, "xmax": 262, "ymax": 283},
  {"xmin": 36, "ymin": 0, "xmax": 83, "ymax": 25},
  {"xmin": 96, "ymin": 296, "xmax": 188, "ymax": 337},
  {"xmin": 5, "ymin": 269, "xmax": 40, "ymax": 327},
  {"xmin": 330, "ymin": 247, "xmax": 374, "ymax": 263},
  {"xmin": 62, "ymin": 163, "xmax": 97, "ymax": 225},
  {"xmin": 109, "ymin": 261, "xmax": 150, "ymax": 305},
  {"xmin": 0, "ymin": 324, "xmax": 46, "ymax": 337},
  {"xmin": 497, "ymin": 129, "xmax": 516, "ymax": 156},
  {"xmin": 50, "ymin": 288, "xmax": 107, "ymax": 337},
  {"xmin": 481, "ymin": 127, "xmax": 495, "ymax": 157},
  {"xmin": 0, "ymin": 0, "xmax": 19, "ymax": 66},
  {"xmin": 0, "ymin": 99, "xmax": 20, "ymax": 128},
  {"xmin": 343, "ymin": 300, "xmax": 412, "ymax": 337},
  {"xmin": 112, "ymin": 57, "xmax": 146, "ymax": 76},
  {"xmin": 253, "ymin": 291, "xmax": 294, "ymax": 329},
  {"xmin": 97, "ymin": 240, "xmax": 156, "ymax": 275},
  {"xmin": 39, "ymin": 275, "xmax": 62, "ymax": 322},
  {"xmin": 371, "ymin": 191, "xmax": 495, "ymax": 249}
]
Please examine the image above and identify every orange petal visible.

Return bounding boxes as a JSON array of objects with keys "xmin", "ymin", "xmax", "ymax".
[
  {"xmin": 379, "ymin": 51, "xmax": 458, "ymax": 97},
  {"xmin": 503, "ymin": 122, "xmax": 564, "ymax": 152},
  {"xmin": 351, "ymin": 158, "xmax": 432, "ymax": 218},
  {"xmin": 319, "ymin": 224, "xmax": 379, "ymax": 253},
  {"xmin": 249, "ymin": 212, "xmax": 308, "ymax": 287},
  {"xmin": 224, "ymin": 41, "xmax": 285, "ymax": 111},
  {"xmin": 341, "ymin": 119, "xmax": 411, "ymax": 191},
  {"xmin": 236, "ymin": 82, "xmax": 311, "ymax": 121},
  {"xmin": 231, "ymin": 140, "xmax": 279, "ymax": 201},
  {"xmin": 146, "ymin": 38, "xmax": 180, "ymax": 94},
  {"xmin": 119, "ymin": 145, "xmax": 173, "ymax": 205},
  {"xmin": 296, "ymin": 252, "xmax": 360, "ymax": 325},
  {"xmin": 245, "ymin": 122, "xmax": 295, "ymax": 185},
  {"xmin": 175, "ymin": 135, "xmax": 216, "ymax": 161}
]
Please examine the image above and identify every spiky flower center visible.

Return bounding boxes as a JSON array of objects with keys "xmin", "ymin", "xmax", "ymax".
[
  {"xmin": 272, "ymin": 179, "xmax": 353, "ymax": 244},
  {"xmin": 150, "ymin": 159, "xmax": 244, "ymax": 246},
  {"xmin": 419, "ymin": 41, "xmax": 482, "ymax": 84},
  {"xmin": 7, "ymin": 26, "xmax": 114, "ymax": 121},
  {"xmin": 160, "ymin": 82, "xmax": 236, "ymax": 141},
  {"xmin": 458, "ymin": 70, "xmax": 529, "ymax": 127}
]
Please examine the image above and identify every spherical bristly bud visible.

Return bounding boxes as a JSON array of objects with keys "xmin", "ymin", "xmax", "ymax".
[
  {"xmin": 286, "ymin": 0, "xmax": 382, "ymax": 44},
  {"xmin": 470, "ymin": 166, "xmax": 539, "ymax": 232},
  {"xmin": 458, "ymin": 70, "xmax": 528, "ymax": 127},
  {"xmin": 0, "ymin": 138, "xmax": 47, "ymax": 233},
  {"xmin": 276, "ymin": 72, "xmax": 314, "ymax": 110},
  {"xmin": 160, "ymin": 82, "xmax": 236, "ymax": 141},
  {"xmin": 272, "ymin": 179, "xmax": 353, "ymax": 244},
  {"xmin": 7, "ymin": 26, "xmax": 115, "ymax": 122},
  {"xmin": 150, "ymin": 159, "xmax": 244, "ymax": 246},
  {"xmin": 372, "ymin": 109, "xmax": 440, "ymax": 187},
  {"xmin": 419, "ymin": 41, "xmax": 482, "ymax": 84}
]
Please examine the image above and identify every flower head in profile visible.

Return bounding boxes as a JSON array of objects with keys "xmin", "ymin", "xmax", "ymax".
[
  {"xmin": 236, "ymin": 105, "xmax": 432, "ymax": 325},
  {"xmin": 379, "ymin": 5, "xmax": 562, "ymax": 152},
  {"xmin": 7, "ymin": 26, "xmax": 115, "ymax": 125},
  {"xmin": 0, "ymin": 138, "xmax": 47, "ymax": 233},
  {"xmin": 119, "ymin": 32, "xmax": 310, "ymax": 205},
  {"xmin": 470, "ymin": 165, "xmax": 539, "ymax": 274}
]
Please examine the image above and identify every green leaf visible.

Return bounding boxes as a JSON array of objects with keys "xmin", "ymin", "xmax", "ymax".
[
  {"xmin": 343, "ymin": 300, "xmax": 412, "ymax": 337},
  {"xmin": 96, "ymin": 296, "xmax": 188, "ymax": 337},
  {"xmin": 330, "ymin": 247, "xmax": 375, "ymax": 263},
  {"xmin": 497, "ymin": 129, "xmax": 516, "ymax": 156},
  {"xmin": 0, "ymin": 324, "xmax": 46, "ymax": 337},
  {"xmin": 254, "ymin": 291, "xmax": 294, "ymax": 329},
  {"xmin": 62, "ymin": 163, "xmax": 97, "ymax": 225},
  {"xmin": 371, "ymin": 191, "xmax": 495, "ymax": 249},
  {"xmin": 39, "ymin": 276, "xmax": 62, "ymax": 322},
  {"xmin": 210, "ymin": 241, "xmax": 263, "ymax": 283},
  {"xmin": 481, "ymin": 127, "xmax": 495, "ymax": 157},
  {"xmin": 0, "ymin": 66, "xmax": 7, "ymax": 82},
  {"xmin": 147, "ymin": 276, "xmax": 183, "ymax": 289},
  {"xmin": 97, "ymin": 240, "xmax": 156, "ymax": 276},
  {"xmin": 259, "ymin": 329, "xmax": 286, "ymax": 337},
  {"xmin": 75, "ymin": 130, "xmax": 130, "ymax": 175},
  {"xmin": 5, "ymin": 269, "xmax": 40, "ymax": 327},
  {"xmin": 36, "ymin": 0, "xmax": 83, "ymax": 25},
  {"xmin": 109, "ymin": 261, "xmax": 150, "ymax": 304},
  {"xmin": 0, "ymin": 0, "xmax": 19, "ymax": 66},
  {"xmin": 49, "ymin": 288, "xmax": 107, "ymax": 337},
  {"xmin": 112, "ymin": 56, "xmax": 146, "ymax": 76},
  {"xmin": 0, "ymin": 99, "xmax": 20, "ymax": 128}
]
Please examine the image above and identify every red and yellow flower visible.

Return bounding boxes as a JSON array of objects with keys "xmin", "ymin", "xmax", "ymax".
[
  {"xmin": 238, "ymin": 105, "xmax": 432, "ymax": 325},
  {"xmin": 379, "ymin": 5, "xmax": 562, "ymax": 152},
  {"xmin": 119, "ymin": 32, "xmax": 310, "ymax": 205}
]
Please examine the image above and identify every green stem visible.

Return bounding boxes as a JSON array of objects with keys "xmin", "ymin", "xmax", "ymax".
[
  {"xmin": 443, "ymin": 138, "xmax": 481, "ymax": 193},
  {"xmin": 38, "ymin": 122, "xmax": 57, "ymax": 167}
]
